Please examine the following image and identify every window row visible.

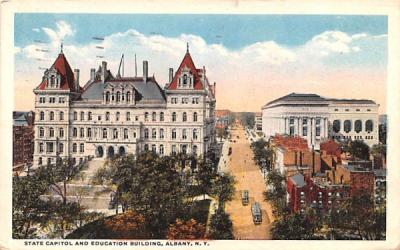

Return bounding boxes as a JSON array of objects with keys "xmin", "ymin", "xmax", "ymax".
[
  {"xmin": 333, "ymin": 108, "xmax": 372, "ymax": 112},
  {"xmin": 37, "ymin": 142, "xmax": 84, "ymax": 154},
  {"xmin": 332, "ymin": 135, "xmax": 374, "ymax": 140},
  {"xmin": 38, "ymin": 96, "xmax": 66, "ymax": 104},
  {"xmin": 143, "ymin": 143, "xmax": 198, "ymax": 156},
  {"xmin": 143, "ymin": 128, "xmax": 199, "ymax": 140},
  {"xmin": 104, "ymin": 90, "xmax": 133, "ymax": 104},
  {"xmin": 332, "ymin": 119, "xmax": 374, "ymax": 133},
  {"xmin": 170, "ymin": 97, "xmax": 200, "ymax": 104}
]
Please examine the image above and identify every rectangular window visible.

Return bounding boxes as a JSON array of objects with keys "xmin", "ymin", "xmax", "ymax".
[
  {"xmin": 356, "ymin": 109, "xmax": 360, "ymax": 111},
  {"xmin": 334, "ymin": 108, "xmax": 339, "ymax": 111},
  {"xmin": 302, "ymin": 126, "xmax": 307, "ymax": 136},
  {"xmin": 59, "ymin": 128, "xmax": 64, "ymax": 138},
  {"xmin": 289, "ymin": 126, "xmax": 294, "ymax": 136},
  {"xmin": 289, "ymin": 118, "xmax": 294, "ymax": 125},
  {"xmin": 80, "ymin": 143, "xmax": 84, "ymax": 153},
  {"xmin": 39, "ymin": 143, "xmax": 44, "ymax": 153},
  {"xmin": 126, "ymin": 112, "xmax": 131, "ymax": 121},
  {"xmin": 316, "ymin": 126, "xmax": 321, "ymax": 136},
  {"xmin": 151, "ymin": 144, "xmax": 156, "ymax": 152},
  {"xmin": 152, "ymin": 128, "xmax": 157, "ymax": 139},
  {"xmin": 80, "ymin": 128, "xmax": 84, "ymax": 138},
  {"xmin": 135, "ymin": 116, "xmax": 139, "ymax": 121},
  {"xmin": 302, "ymin": 118, "xmax": 307, "ymax": 125},
  {"xmin": 345, "ymin": 109, "xmax": 350, "ymax": 111}
]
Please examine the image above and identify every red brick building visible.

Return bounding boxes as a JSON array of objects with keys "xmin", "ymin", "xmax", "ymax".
[{"xmin": 13, "ymin": 111, "xmax": 35, "ymax": 168}]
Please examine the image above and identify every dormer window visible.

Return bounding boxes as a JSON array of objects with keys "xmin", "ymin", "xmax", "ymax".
[
  {"xmin": 50, "ymin": 75, "xmax": 55, "ymax": 88},
  {"xmin": 183, "ymin": 74, "xmax": 188, "ymax": 86}
]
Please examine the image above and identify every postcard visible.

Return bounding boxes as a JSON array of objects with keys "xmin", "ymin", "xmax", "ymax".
[{"xmin": 1, "ymin": 0, "xmax": 400, "ymax": 249}]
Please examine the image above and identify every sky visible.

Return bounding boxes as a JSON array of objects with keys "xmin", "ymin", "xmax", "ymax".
[{"xmin": 14, "ymin": 14, "xmax": 388, "ymax": 112}]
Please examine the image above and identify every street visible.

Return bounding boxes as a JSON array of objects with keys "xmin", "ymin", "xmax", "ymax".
[{"xmin": 225, "ymin": 124, "xmax": 274, "ymax": 239}]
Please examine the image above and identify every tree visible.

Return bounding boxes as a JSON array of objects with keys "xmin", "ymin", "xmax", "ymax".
[
  {"xmin": 110, "ymin": 152, "xmax": 189, "ymax": 238},
  {"xmin": 264, "ymin": 170, "xmax": 288, "ymax": 217},
  {"xmin": 271, "ymin": 212, "xmax": 323, "ymax": 240},
  {"xmin": 207, "ymin": 211, "xmax": 234, "ymax": 239},
  {"xmin": 34, "ymin": 158, "xmax": 88, "ymax": 238},
  {"xmin": 167, "ymin": 219, "xmax": 206, "ymax": 239},
  {"xmin": 216, "ymin": 127, "xmax": 227, "ymax": 142},
  {"xmin": 347, "ymin": 140, "xmax": 370, "ymax": 160},
  {"xmin": 210, "ymin": 173, "xmax": 235, "ymax": 212},
  {"xmin": 12, "ymin": 175, "xmax": 50, "ymax": 238},
  {"xmin": 104, "ymin": 210, "xmax": 149, "ymax": 239},
  {"xmin": 194, "ymin": 159, "xmax": 216, "ymax": 199}
]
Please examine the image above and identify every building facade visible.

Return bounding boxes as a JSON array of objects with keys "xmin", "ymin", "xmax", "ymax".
[
  {"xmin": 32, "ymin": 46, "xmax": 216, "ymax": 167},
  {"xmin": 262, "ymin": 93, "xmax": 379, "ymax": 149},
  {"xmin": 13, "ymin": 111, "xmax": 35, "ymax": 168}
]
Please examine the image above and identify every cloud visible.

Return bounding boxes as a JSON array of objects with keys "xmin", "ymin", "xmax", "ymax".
[
  {"xmin": 42, "ymin": 20, "xmax": 75, "ymax": 46},
  {"xmin": 32, "ymin": 28, "xmax": 40, "ymax": 32},
  {"xmin": 15, "ymin": 23, "xmax": 387, "ymax": 112}
]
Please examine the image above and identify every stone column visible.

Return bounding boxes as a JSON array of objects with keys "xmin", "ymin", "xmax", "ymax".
[
  {"xmin": 307, "ymin": 117, "xmax": 312, "ymax": 146},
  {"xmin": 284, "ymin": 117, "xmax": 288, "ymax": 134},
  {"xmin": 325, "ymin": 117, "xmax": 329, "ymax": 138},
  {"xmin": 311, "ymin": 117, "xmax": 315, "ymax": 147}
]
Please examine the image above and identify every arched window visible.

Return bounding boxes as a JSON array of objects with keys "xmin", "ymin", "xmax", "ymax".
[
  {"xmin": 87, "ymin": 128, "xmax": 92, "ymax": 138},
  {"xmin": 50, "ymin": 75, "xmax": 55, "ymax": 87},
  {"xmin": 333, "ymin": 120, "xmax": 341, "ymax": 133},
  {"xmin": 72, "ymin": 143, "xmax": 77, "ymax": 153},
  {"xmin": 59, "ymin": 143, "xmax": 64, "ymax": 153},
  {"xmin": 105, "ymin": 91, "xmax": 110, "ymax": 103},
  {"xmin": 344, "ymin": 120, "xmax": 352, "ymax": 133},
  {"xmin": 73, "ymin": 128, "xmax": 77, "ymax": 137},
  {"xmin": 88, "ymin": 112, "xmax": 92, "ymax": 121},
  {"xmin": 80, "ymin": 112, "xmax": 84, "ymax": 121},
  {"xmin": 152, "ymin": 128, "xmax": 157, "ymax": 139},
  {"xmin": 172, "ymin": 112, "xmax": 176, "ymax": 122},
  {"xmin": 126, "ymin": 112, "xmax": 131, "ymax": 121},
  {"xmin": 126, "ymin": 91, "xmax": 131, "ymax": 102},
  {"xmin": 59, "ymin": 111, "xmax": 64, "ymax": 121},
  {"xmin": 59, "ymin": 128, "xmax": 64, "ymax": 138},
  {"xmin": 160, "ymin": 128, "xmax": 164, "ymax": 139},
  {"xmin": 172, "ymin": 129, "xmax": 176, "ymax": 139},
  {"xmin": 182, "ymin": 129, "xmax": 187, "ymax": 139},
  {"xmin": 354, "ymin": 120, "xmax": 362, "ymax": 133},
  {"xmin": 116, "ymin": 92, "xmax": 121, "ymax": 103},
  {"xmin": 160, "ymin": 112, "xmax": 164, "ymax": 122},
  {"xmin": 102, "ymin": 128, "xmax": 107, "ymax": 139},
  {"xmin": 113, "ymin": 129, "xmax": 118, "ymax": 139},
  {"xmin": 183, "ymin": 74, "xmax": 187, "ymax": 86},
  {"xmin": 106, "ymin": 112, "xmax": 110, "ymax": 121},
  {"xmin": 160, "ymin": 144, "xmax": 164, "ymax": 155},
  {"xmin": 39, "ymin": 127, "xmax": 44, "ymax": 137},
  {"xmin": 80, "ymin": 143, "xmax": 84, "ymax": 153},
  {"xmin": 40, "ymin": 111, "xmax": 45, "ymax": 121},
  {"xmin": 124, "ymin": 128, "xmax": 128, "ymax": 139},
  {"xmin": 145, "ymin": 112, "xmax": 149, "ymax": 121},
  {"xmin": 152, "ymin": 112, "xmax": 156, "ymax": 122},
  {"xmin": 193, "ymin": 112, "xmax": 198, "ymax": 122},
  {"xmin": 183, "ymin": 112, "xmax": 187, "ymax": 122},
  {"xmin": 80, "ymin": 128, "xmax": 84, "ymax": 137},
  {"xmin": 73, "ymin": 111, "xmax": 77, "ymax": 121},
  {"xmin": 50, "ymin": 111, "xmax": 54, "ymax": 121},
  {"xmin": 49, "ymin": 127, "xmax": 54, "ymax": 137},
  {"xmin": 366, "ymin": 120, "xmax": 373, "ymax": 132},
  {"xmin": 193, "ymin": 129, "xmax": 198, "ymax": 140}
]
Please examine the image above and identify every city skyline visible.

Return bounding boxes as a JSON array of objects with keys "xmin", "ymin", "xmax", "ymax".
[{"xmin": 14, "ymin": 14, "xmax": 387, "ymax": 112}]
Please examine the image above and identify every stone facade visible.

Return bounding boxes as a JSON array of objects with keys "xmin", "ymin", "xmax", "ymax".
[
  {"xmin": 262, "ymin": 93, "xmax": 379, "ymax": 149},
  {"xmin": 32, "ymin": 47, "xmax": 216, "ymax": 167}
]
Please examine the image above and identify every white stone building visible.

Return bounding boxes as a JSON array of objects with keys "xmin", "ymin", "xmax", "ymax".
[
  {"xmin": 32, "ymin": 46, "xmax": 216, "ymax": 167},
  {"xmin": 262, "ymin": 93, "xmax": 379, "ymax": 149}
]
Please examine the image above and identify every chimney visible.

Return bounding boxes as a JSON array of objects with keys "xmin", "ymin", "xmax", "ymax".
[
  {"xmin": 101, "ymin": 61, "xmax": 107, "ymax": 83},
  {"xmin": 74, "ymin": 69, "xmax": 80, "ymax": 92},
  {"xmin": 213, "ymin": 82, "xmax": 216, "ymax": 97},
  {"xmin": 169, "ymin": 68, "xmax": 174, "ymax": 83},
  {"xmin": 143, "ymin": 60, "xmax": 148, "ymax": 82},
  {"xmin": 90, "ymin": 68, "xmax": 96, "ymax": 81}
]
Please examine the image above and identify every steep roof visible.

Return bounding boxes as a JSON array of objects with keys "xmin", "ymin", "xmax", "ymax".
[
  {"xmin": 290, "ymin": 173, "xmax": 306, "ymax": 188},
  {"xmin": 81, "ymin": 77, "xmax": 166, "ymax": 103},
  {"xmin": 166, "ymin": 51, "xmax": 204, "ymax": 90},
  {"xmin": 36, "ymin": 52, "xmax": 76, "ymax": 91}
]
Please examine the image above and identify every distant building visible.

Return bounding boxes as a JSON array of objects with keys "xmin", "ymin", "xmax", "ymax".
[
  {"xmin": 287, "ymin": 173, "xmax": 350, "ymax": 214},
  {"xmin": 373, "ymin": 169, "xmax": 386, "ymax": 208},
  {"xmin": 262, "ymin": 93, "xmax": 379, "ymax": 149},
  {"xmin": 254, "ymin": 112, "xmax": 262, "ymax": 132},
  {"xmin": 215, "ymin": 109, "xmax": 232, "ymax": 128},
  {"xmin": 13, "ymin": 111, "xmax": 35, "ymax": 168},
  {"xmin": 271, "ymin": 135, "xmax": 321, "ymax": 177}
]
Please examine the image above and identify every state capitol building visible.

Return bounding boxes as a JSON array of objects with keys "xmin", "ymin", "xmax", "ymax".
[{"xmin": 32, "ymin": 45, "xmax": 216, "ymax": 167}]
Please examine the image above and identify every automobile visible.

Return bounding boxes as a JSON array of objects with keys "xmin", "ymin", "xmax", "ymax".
[
  {"xmin": 251, "ymin": 202, "xmax": 262, "ymax": 224},
  {"xmin": 228, "ymin": 147, "xmax": 232, "ymax": 155},
  {"xmin": 242, "ymin": 190, "xmax": 249, "ymax": 205},
  {"xmin": 233, "ymin": 140, "xmax": 236, "ymax": 143}
]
